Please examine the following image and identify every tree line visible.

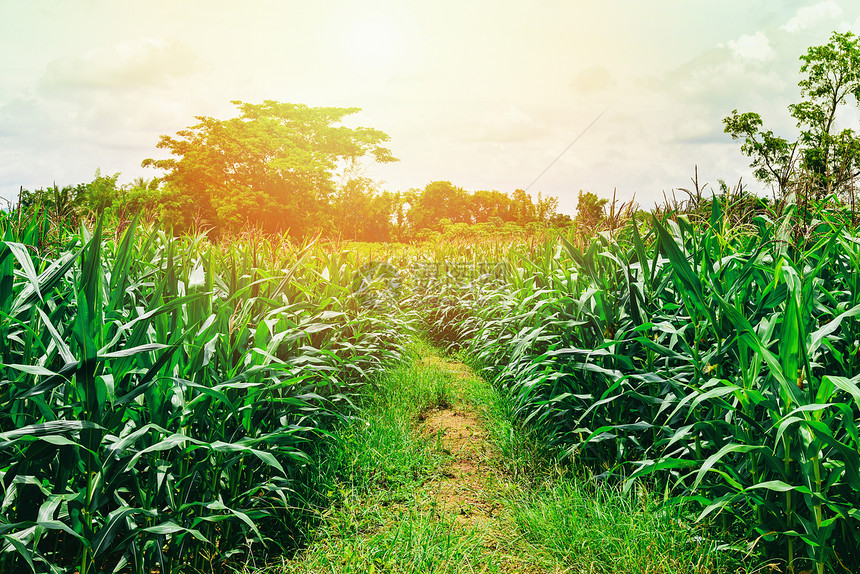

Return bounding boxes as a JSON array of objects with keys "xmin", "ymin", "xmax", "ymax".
[
  {"xmin": 16, "ymin": 30, "xmax": 860, "ymax": 244},
  {"xmin": 16, "ymin": 173, "xmax": 571, "ymax": 242},
  {"xmin": 16, "ymin": 101, "xmax": 571, "ymax": 241}
]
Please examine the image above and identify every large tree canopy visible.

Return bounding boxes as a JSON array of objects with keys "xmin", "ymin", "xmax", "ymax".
[{"xmin": 142, "ymin": 101, "xmax": 397, "ymax": 234}]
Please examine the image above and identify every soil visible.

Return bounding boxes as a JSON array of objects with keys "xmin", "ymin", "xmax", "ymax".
[
  {"xmin": 423, "ymin": 406, "xmax": 502, "ymax": 528},
  {"xmin": 417, "ymin": 355, "xmax": 552, "ymax": 573}
]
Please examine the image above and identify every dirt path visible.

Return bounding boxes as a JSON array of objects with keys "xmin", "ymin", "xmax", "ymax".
[
  {"xmin": 421, "ymin": 357, "xmax": 501, "ymax": 528},
  {"xmin": 274, "ymin": 348, "xmax": 557, "ymax": 574},
  {"xmin": 272, "ymin": 346, "xmax": 741, "ymax": 574},
  {"xmin": 417, "ymin": 355, "xmax": 550, "ymax": 573}
]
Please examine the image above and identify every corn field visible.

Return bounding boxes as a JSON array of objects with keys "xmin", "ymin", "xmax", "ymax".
[
  {"xmin": 4, "ymin": 198, "xmax": 860, "ymax": 573},
  {"xmin": 417, "ymin": 202, "xmax": 860, "ymax": 573},
  {"xmin": 0, "ymin": 211, "xmax": 410, "ymax": 573}
]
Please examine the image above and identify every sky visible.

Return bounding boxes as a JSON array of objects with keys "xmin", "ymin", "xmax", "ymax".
[{"xmin": 2, "ymin": 0, "xmax": 860, "ymax": 216}]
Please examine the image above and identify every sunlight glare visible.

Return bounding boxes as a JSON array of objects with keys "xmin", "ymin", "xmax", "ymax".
[{"xmin": 344, "ymin": 15, "xmax": 400, "ymax": 75}]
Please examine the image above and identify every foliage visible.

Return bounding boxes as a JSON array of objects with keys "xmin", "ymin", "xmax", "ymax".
[
  {"xmin": 142, "ymin": 101, "xmax": 397, "ymax": 236},
  {"xmin": 407, "ymin": 181, "xmax": 471, "ymax": 231},
  {"xmin": 415, "ymin": 197, "xmax": 860, "ymax": 574},
  {"xmin": 82, "ymin": 169, "xmax": 121, "ymax": 215},
  {"xmin": 405, "ymin": 181, "xmax": 564, "ymax": 238},
  {"xmin": 326, "ymin": 176, "xmax": 397, "ymax": 242},
  {"xmin": 136, "ymin": 101, "xmax": 572, "ymax": 240},
  {"xmin": 21, "ymin": 163, "xmax": 572, "ymax": 245},
  {"xmin": 573, "ymin": 190, "xmax": 607, "ymax": 233},
  {"xmin": 15, "ymin": 171, "xmax": 167, "ymax": 239},
  {"xmin": 18, "ymin": 183, "xmax": 85, "ymax": 225},
  {"xmin": 0, "ymin": 214, "xmax": 411, "ymax": 573},
  {"xmin": 114, "ymin": 177, "xmax": 163, "ymax": 223},
  {"xmin": 725, "ymin": 31, "xmax": 860, "ymax": 202},
  {"xmin": 470, "ymin": 189, "xmax": 516, "ymax": 223}
]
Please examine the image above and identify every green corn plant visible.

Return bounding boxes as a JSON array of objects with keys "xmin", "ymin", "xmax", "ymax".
[
  {"xmin": 416, "ymin": 197, "xmax": 860, "ymax": 573},
  {"xmin": 0, "ymin": 218, "xmax": 414, "ymax": 573}
]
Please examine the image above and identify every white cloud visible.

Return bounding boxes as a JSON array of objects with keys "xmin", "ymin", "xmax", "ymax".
[
  {"xmin": 0, "ymin": 35, "xmax": 213, "ymax": 200},
  {"xmin": 727, "ymin": 32, "xmax": 775, "ymax": 62},
  {"xmin": 463, "ymin": 104, "xmax": 545, "ymax": 143},
  {"xmin": 571, "ymin": 66, "xmax": 616, "ymax": 94},
  {"xmin": 42, "ymin": 37, "xmax": 200, "ymax": 89},
  {"xmin": 782, "ymin": 0, "xmax": 843, "ymax": 34},
  {"xmin": 7, "ymin": 0, "xmax": 860, "ymax": 213}
]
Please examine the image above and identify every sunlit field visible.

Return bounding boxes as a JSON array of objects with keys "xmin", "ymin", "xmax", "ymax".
[
  {"xmin": 0, "ymin": 210, "xmax": 415, "ymax": 573},
  {"xmin": 3, "ymin": 193, "xmax": 860, "ymax": 573},
  {"xmin": 5, "ymin": 20, "xmax": 860, "ymax": 574}
]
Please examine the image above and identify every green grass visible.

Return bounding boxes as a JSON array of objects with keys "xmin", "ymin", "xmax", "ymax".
[
  {"xmin": 416, "ymin": 201, "xmax": 860, "ymax": 573},
  {"xmin": 318, "ymin": 345, "xmax": 455, "ymax": 496},
  {"xmin": 270, "ymin": 504, "xmax": 501, "ymax": 574},
  {"xmin": 460, "ymin": 356, "xmax": 554, "ymax": 481},
  {"xmin": 261, "ymin": 343, "xmax": 511, "ymax": 574},
  {"xmin": 510, "ymin": 479, "xmax": 750, "ymax": 574},
  {"xmin": 461, "ymin": 353, "xmax": 763, "ymax": 574},
  {"xmin": 258, "ymin": 342, "xmax": 762, "ymax": 574}
]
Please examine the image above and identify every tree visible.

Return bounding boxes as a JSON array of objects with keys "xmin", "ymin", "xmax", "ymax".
[
  {"xmin": 510, "ymin": 189, "xmax": 538, "ymax": 223},
  {"xmin": 328, "ymin": 176, "xmax": 395, "ymax": 242},
  {"xmin": 574, "ymin": 190, "xmax": 606, "ymax": 233},
  {"xmin": 470, "ymin": 189, "xmax": 513, "ymax": 223},
  {"xmin": 115, "ymin": 177, "xmax": 162, "ymax": 222},
  {"xmin": 142, "ymin": 101, "xmax": 397, "ymax": 235},
  {"xmin": 724, "ymin": 31, "xmax": 860, "ymax": 201},
  {"xmin": 534, "ymin": 191, "xmax": 559, "ymax": 223},
  {"xmin": 20, "ymin": 170, "xmax": 120, "ymax": 221},
  {"xmin": 19, "ymin": 182, "xmax": 85, "ymax": 222},
  {"xmin": 81, "ymin": 169, "xmax": 121, "ymax": 215},
  {"xmin": 407, "ymin": 181, "xmax": 470, "ymax": 231},
  {"xmin": 391, "ymin": 189, "xmax": 417, "ymax": 240},
  {"xmin": 722, "ymin": 111, "xmax": 797, "ymax": 197}
]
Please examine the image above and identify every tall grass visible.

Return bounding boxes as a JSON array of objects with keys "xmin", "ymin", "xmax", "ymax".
[
  {"xmin": 0, "ymin": 214, "xmax": 411, "ymax": 573},
  {"xmin": 416, "ymin": 201, "xmax": 860, "ymax": 573}
]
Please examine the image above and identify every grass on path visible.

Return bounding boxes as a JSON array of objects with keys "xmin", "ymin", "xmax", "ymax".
[
  {"xmin": 246, "ymin": 340, "xmax": 764, "ymax": 574},
  {"xmin": 465, "ymin": 365, "xmax": 766, "ymax": 574}
]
